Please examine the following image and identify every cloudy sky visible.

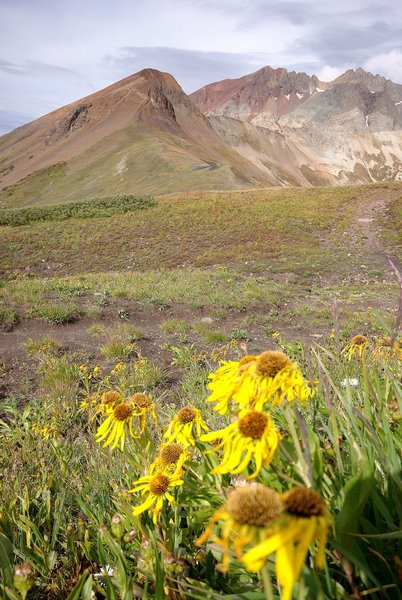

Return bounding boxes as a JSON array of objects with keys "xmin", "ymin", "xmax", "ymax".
[{"xmin": 1, "ymin": 0, "xmax": 402, "ymax": 134}]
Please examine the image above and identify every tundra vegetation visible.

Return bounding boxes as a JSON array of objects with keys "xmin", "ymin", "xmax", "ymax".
[{"xmin": 0, "ymin": 183, "xmax": 401, "ymax": 599}]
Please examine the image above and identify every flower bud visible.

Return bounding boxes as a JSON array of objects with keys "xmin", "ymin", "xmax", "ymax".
[
  {"xmin": 14, "ymin": 562, "xmax": 33, "ymax": 600},
  {"xmin": 111, "ymin": 513, "xmax": 124, "ymax": 540}
]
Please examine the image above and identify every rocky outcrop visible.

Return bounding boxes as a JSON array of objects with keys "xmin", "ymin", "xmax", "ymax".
[{"xmin": 45, "ymin": 103, "xmax": 91, "ymax": 145}]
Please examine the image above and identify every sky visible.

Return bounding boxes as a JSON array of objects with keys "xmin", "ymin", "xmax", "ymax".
[{"xmin": 1, "ymin": 0, "xmax": 402, "ymax": 134}]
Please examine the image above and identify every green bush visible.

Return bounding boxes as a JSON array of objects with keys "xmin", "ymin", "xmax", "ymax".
[{"xmin": 0, "ymin": 194, "xmax": 156, "ymax": 226}]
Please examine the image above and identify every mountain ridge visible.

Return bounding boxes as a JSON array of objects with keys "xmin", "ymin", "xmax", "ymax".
[{"xmin": 1, "ymin": 65, "xmax": 402, "ymax": 205}]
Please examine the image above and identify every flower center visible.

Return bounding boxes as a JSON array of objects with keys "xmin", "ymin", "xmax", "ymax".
[
  {"xmin": 238, "ymin": 411, "xmax": 268, "ymax": 439},
  {"xmin": 378, "ymin": 336, "xmax": 392, "ymax": 347},
  {"xmin": 113, "ymin": 403, "xmax": 134, "ymax": 421},
  {"xmin": 131, "ymin": 392, "xmax": 152, "ymax": 408},
  {"xmin": 283, "ymin": 487, "xmax": 325, "ymax": 517},
  {"xmin": 102, "ymin": 390, "xmax": 123, "ymax": 405},
  {"xmin": 149, "ymin": 474, "xmax": 170, "ymax": 495},
  {"xmin": 177, "ymin": 407, "xmax": 196, "ymax": 424},
  {"xmin": 255, "ymin": 351, "xmax": 291, "ymax": 377},
  {"xmin": 160, "ymin": 443, "xmax": 183, "ymax": 465},
  {"xmin": 352, "ymin": 335, "xmax": 367, "ymax": 346},
  {"xmin": 226, "ymin": 484, "xmax": 283, "ymax": 527}
]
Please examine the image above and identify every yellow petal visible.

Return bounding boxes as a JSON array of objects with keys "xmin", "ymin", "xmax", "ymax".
[{"xmin": 132, "ymin": 493, "xmax": 155, "ymax": 516}]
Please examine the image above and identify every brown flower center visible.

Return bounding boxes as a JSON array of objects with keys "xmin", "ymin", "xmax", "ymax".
[
  {"xmin": 113, "ymin": 403, "xmax": 134, "ymax": 421},
  {"xmin": 102, "ymin": 390, "xmax": 123, "ymax": 405},
  {"xmin": 352, "ymin": 335, "xmax": 367, "ymax": 346},
  {"xmin": 282, "ymin": 487, "xmax": 325, "ymax": 517},
  {"xmin": 255, "ymin": 351, "xmax": 291, "ymax": 377},
  {"xmin": 238, "ymin": 411, "xmax": 268, "ymax": 439},
  {"xmin": 226, "ymin": 484, "xmax": 283, "ymax": 527},
  {"xmin": 378, "ymin": 336, "xmax": 392, "ymax": 347},
  {"xmin": 160, "ymin": 443, "xmax": 183, "ymax": 465},
  {"xmin": 131, "ymin": 392, "xmax": 152, "ymax": 408},
  {"xmin": 149, "ymin": 474, "xmax": 170, "ymax": 495},
  {"xmin": 177, "ymin": 407, "xmax": 196, "ymax": 424}
]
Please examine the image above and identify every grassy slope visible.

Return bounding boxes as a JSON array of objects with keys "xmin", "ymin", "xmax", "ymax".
[
  {"xmin": 0, "ymin": 126, "xmax": 257, "ymax": 208},
  {"xmin": 0, "ymin": 182, "xmax": 401, "ymax": 337},
  {"xmin": 0, "ymin": 186, "xmax": 379, "ymax": 275}
]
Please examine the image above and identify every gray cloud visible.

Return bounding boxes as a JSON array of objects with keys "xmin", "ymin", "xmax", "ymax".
[
  {"xmin": 104, "ymin": 47, "xmax": 268, "ymax": 92},
  {"xmin": 300, "ymin": 21, "xmax": 402, "ymax": 65},
  {"xmin": 1, "ymin": 0, "xmax": 402, "ymax": 134},
  {"xmin": 0, "ymin": 59, "xmax": 74, "ymax": 76}
]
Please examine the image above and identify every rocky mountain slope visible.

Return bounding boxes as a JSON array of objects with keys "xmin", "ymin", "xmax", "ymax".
[
  {"xmin": 191, "ymin": 66, "xmax": 402, "ymax": 185},
  {"xmin": 0, "ymin": 69, "xmax": 276, "ymax": 205},
  {"xmin": 1, "ymin": 66, "xmax": 402, "ymax": 205}
]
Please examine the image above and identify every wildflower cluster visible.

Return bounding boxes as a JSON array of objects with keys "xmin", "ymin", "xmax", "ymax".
[
  {"xmin": 129, "ymin": 405, "xmax": 207, "ymax": 523},
  {"xmin": 200, "ymin": 350, "xmax": 314, "ymax": 478},
  {"xmin": 341, "ymin": 333, "xmax": 402, "ymax": 362},
  {"xmin": 197, "ymin": 483, "xmax": 328, "ymax": 600},
  {"xmin": 80, "ymin": 386, "xmax": 157, "ymax": 451},
  {"xmin": 93, "ymin": 347, "xmax": 328, "ymax": 599}
]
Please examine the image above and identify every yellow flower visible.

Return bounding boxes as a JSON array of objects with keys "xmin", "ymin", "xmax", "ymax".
[
  {"xmin": 196, "ymin": 483, "xmax": 283, "ymax": 572},
  {"xmin": 96, "ymin": 390, "xmax": 123, "ymax": 416},
  {"xmin": 200, "ymin": 409, "xmax": 281, "ymax": 478},
  {"xmin": 164, "ymin": 407, "xmax": 208, "ymax": 447},
  {"xmin": 341, "ymin": 334, "xmax": 368, "ymax": 360},
  {"xmin": 31, "ymin": 423, "xmax": 57, "ymax": 439},
  {"xmin": 150, "ymin": 443, "xmax": 189, "ymax": 476},
  {"xmin": 79, "ymin": 364, "xmax": 88, "ymax": 375},
  {"xmin": 242, "ymin": 487, "xmax": 328, "ymax": 600},
  {"xmin": 130, "ymin": 392, "xmax": 158, "ymax": 434},
  {"xmin": 80, "ymin": 394, "xmax": 99, "ymax": 412},
  {"xmin": 206, "ymin": 355, "xmax": 257, "ymax": 414},
  {"xmin": 129, "ymin": 472, "xmax": 184, "ymax": 524},
  {"xmin": 207, "ymin": 351, "xmax": 313, "ymax": 414},
  {"xmin": 111, "ymin": 362, "xmax": 125, "ymax": 375},
  {"xmin": 96, "ymin": 402, "xmax": 137, "ymax": 451},
  {"xmin": 91, "ymin": 365, "xmax": 102, "ymax": 378},
  {"xmin": 372, "ymin": 336, "xmax": 401, "ymax": 361}
]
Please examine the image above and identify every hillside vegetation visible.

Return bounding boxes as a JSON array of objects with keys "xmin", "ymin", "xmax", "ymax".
[{"xmin": 0, "ymin": 182, "xmax": 401, "ymax": 599}]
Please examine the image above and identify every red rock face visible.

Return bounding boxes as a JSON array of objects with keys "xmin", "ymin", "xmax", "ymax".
[
  {"xmin": 190, "ymin": 65, "xmax": 402, "ymax": 130},
  {"xmin": 190, "ymin": 66, "xmax": 325, "ymax": 120}
]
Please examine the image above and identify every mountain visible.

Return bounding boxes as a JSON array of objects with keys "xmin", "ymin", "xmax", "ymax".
[
  {"xmin": 0, "ymin": 69, "xmax": 276, "ymax": 206},
  {"xmin": 1, "ymin": 66, "xmax": 402, "ymax": 205},
  {"xmin": 191, "ymin": 66, "xmax": 402, "ymax": 185},
  {"xmin": 190, "ymin": 66, "xmax": 327, "ymax": 121}
]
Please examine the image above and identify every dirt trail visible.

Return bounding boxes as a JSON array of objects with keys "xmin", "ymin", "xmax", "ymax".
[
  {"xmin": 348, "ymin": 190, "xmax": 397, "ymax": 257},
  {"xmin": 321, "ymin": 187, "xmax": 401, "ymax": 284}
]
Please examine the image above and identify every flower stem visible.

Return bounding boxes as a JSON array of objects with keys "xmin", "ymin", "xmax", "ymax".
[
  {"xmin": 285, "ymin": 405, "xmax": 311, "ymax": 487},
  {"xmin": 261, "ymin": 564, "xmax": 275, "ymax": 600}
]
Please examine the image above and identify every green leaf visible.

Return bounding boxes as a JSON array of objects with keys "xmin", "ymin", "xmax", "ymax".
[
  {"xmin": 335, "ymin": 471, "xmax": 374, "ymax": 548},
  {"xmin": 0, "ymin": 532, "xmax": 14, "ymax": 587},
  {"xmin": 81, "ymin": 575, "xmax": 94, "ymax": 600},
  {"xmin": 345, "ymin": 529, "xmax": 402, "ymax": 540},
  {"xmin": 65, "ymin": 570, "xmax": 90, "ymax": 600}
]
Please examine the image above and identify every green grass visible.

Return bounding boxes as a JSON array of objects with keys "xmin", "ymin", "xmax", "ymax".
[
  {"xmin": 26, "ymin": 303, "xmax": 81, "ymax": 324},
  {"xmin": 0, "ymin": 194, "xmax": 155, "ymax": 226},
  {"xmin": 100, "ymin": 340, "xmax": 138, "ymax": 360},
  {"xmin": 193, "ymin": 322, "xmax": 228, "ymax": 344},
  {"xmin": 161, "ymin": 319, "xmax": 192, "ymax": 336},
  {"xmin": 0, "ymin": 185, "xmax": 363, "ymax": 276},
  {"xmin": 0, "ymin": 306, "xmax": 19, "ymax": 331},
  {"xmin": 24, "ymin": 337, "xmax": 61, "ymax": 356},
  {"xmin": 0, "ymin": 185, "xmax": 399, "ymax": 307}
]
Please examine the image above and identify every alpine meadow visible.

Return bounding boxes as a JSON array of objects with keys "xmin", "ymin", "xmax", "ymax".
[{"xmin": 0, "ymin": 55, "xmax": 402, "ymax": 600}]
